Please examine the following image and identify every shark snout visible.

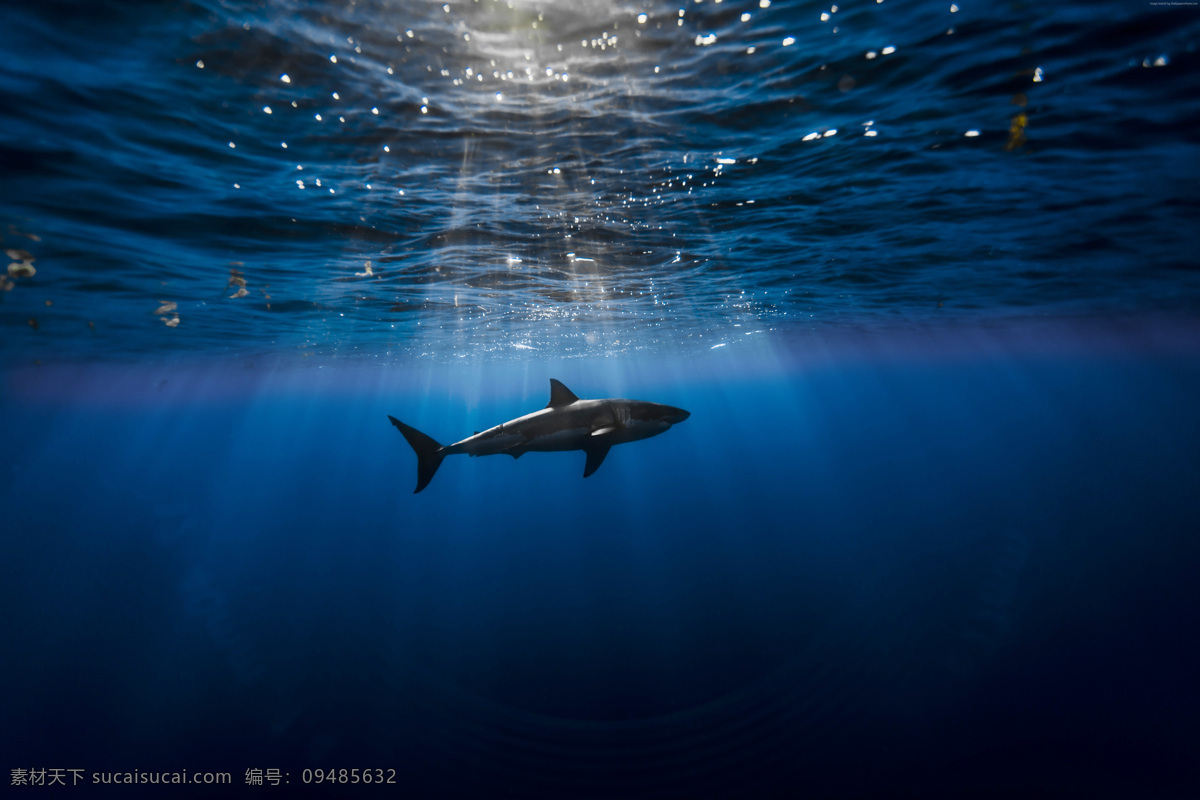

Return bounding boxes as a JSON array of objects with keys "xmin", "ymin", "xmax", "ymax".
[{"xmin": 663, "ymin": 405, "xmax": 690, "ymax": 424}]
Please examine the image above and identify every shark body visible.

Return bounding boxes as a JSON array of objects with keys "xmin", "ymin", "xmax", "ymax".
[{"xmin": 389, "ymin": 379, "xmax": 690, "ymax": 493}]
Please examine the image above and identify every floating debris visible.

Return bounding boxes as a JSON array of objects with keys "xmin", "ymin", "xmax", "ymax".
[
  {"xmin": 0, "ymin": 276, "xmax": 14, "ymax": 292},
  {"xmin": 1004, "ymin": 112, "xmax": 1028, "ymax": 151},
  {"xmin": 6, "ymin": 226, "xmax": 40, "ymax": 242},
  {"xmin": 354, "ymin": 261, "xmax": 374, "ymax": 278},
  {"xmin": 7, "ymin": 247, "xmax": 37, "ymax": 280},
  {"xmin": 155, "ymin": 300, "xmax": 180, "ymax": 327},
  {"xmin": 227, "ymin": 267, "xmax": 249, "ymax": 298},
  {"xmin": 28, "ymin": 317, "xmax": 39, "ymax": 330}
]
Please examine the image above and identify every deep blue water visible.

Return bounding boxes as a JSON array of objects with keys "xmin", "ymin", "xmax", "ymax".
[
  {"xmin": 3, "ymin": 0, "xmax": 1200, "ymax": 797},
  {"xmin": 4, "ymin": 327, "xmax": 1199, "ymax": 797}
]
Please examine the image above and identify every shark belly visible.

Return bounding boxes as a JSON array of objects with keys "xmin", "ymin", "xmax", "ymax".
[
  {"xmin": 518, "ymin": 426, "xmax": 592, "ymax": 453},
  {"xmin": 595, "ymin": 418, "xmax": 671, "ymax": 445}
]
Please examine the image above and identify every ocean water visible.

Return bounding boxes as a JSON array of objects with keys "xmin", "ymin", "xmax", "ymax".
[{"xmin": 2, "ymin": 0, "xmax": 1199, "ymax": 797}]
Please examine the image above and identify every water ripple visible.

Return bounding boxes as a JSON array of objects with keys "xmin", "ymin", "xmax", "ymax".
[{"xmin": 1, "ymin": 0, "xmax": 1198, "ymax": 361}]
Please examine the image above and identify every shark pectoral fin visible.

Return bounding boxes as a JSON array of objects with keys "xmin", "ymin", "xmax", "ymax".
[
  {"xmin": 591, "ymin": 426, "xmax": 618, "ymax": 436},
  {"xmin": 582, "ymin": 443, "xmax": 611, "ymax": 478}
]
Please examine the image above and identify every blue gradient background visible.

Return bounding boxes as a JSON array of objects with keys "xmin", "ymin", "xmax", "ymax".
[
  {"xmin": 5, "ymin": 324, "xmax": 1200, "ymax": 797},
  {"xmin": 3, "ymin": 0, "xmax": 1200, "ymax": 796}
]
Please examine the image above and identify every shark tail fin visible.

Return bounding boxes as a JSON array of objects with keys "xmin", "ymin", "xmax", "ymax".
[{"xmin": 388, "ymin": 416, "xmax": 445, "ymax": 493}]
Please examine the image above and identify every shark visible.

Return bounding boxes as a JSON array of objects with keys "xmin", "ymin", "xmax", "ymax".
[{"xmin": 388, "ymin": 379, "xmax": 690, "ymax": 493}]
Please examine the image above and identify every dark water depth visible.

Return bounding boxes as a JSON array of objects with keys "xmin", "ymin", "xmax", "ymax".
[{"xmin": 3, "ymin": 324, "xmax": 1200, "ymax": 797}]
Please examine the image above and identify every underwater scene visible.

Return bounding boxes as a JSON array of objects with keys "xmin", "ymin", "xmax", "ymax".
[{"xmin": 2, "ymin": 0, "xmax": 1199, "ymax": 797}]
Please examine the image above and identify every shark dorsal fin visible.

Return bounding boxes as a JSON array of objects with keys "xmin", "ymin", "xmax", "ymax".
[{"xmin": 546, "ymin": 379, "xmax": 580, "ymax": 408}]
